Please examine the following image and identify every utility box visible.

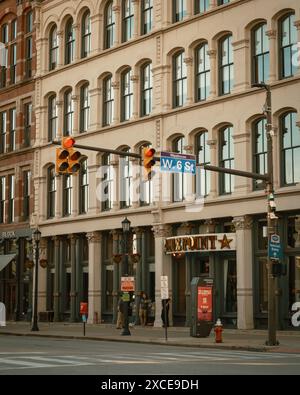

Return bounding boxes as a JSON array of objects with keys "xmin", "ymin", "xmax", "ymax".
[{"xmin": 190, "ymin": 277, "xmax": 214, "ymax": 338}]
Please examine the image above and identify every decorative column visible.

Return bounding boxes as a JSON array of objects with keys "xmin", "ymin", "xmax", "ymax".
[
  {"xmin": 38, "ymin": 238, "xmax": 47, "ymax": 313},
  {"xmin": 133, "ymin": 228, "xmax": 143, "ymax": 325},
  {"xmin": 141, "ymin": 229, "xmax": 148, "ymax": 295},
  {"xmin": 69, "ymin": 234, "xmax": 78, "ymax": 322},
  {"xmin": 91, "ymin": 13, "xmax": 102, "ymax": 54},
  {"xmin": 132, "ymin": 0, "xmax": 140, "ymax": 39},
  {"xmin": 131, "ymin": 74, "xmax": 139, "ymax": 119},
  {"xmin": 73, "ymin": 23, "xmax": 80, "ymax": 62},
  {"xmin": 184, "ymin": 57, "xmax": 194, "ymax": 105},
  {"xmin": 207, "ymin": 50, "xmax": 217, "ymax": 99},
  {"xmin": 57, "ymin": 31, "xmax": 63, "ymax": 67},
  {"xmin": 89, "ymin": 88, "xmax": 101, "ymax": 132},
  {"xmin": 56, "ymin": 100, "xmax": 63, "ymax": 140},
  {"xmin": 71, "ymin": 95, "xmax": 79, "ymax": 136},
  {"xmin": 75, "ymin": 235, "xmax": 82, "ymax": 321},
  {"xmin": 233, "ymin": 216, "xmax": 254, "ymax": 330},
  {"xmin": 55, "ymin": 175, "xmax": 62, "ymax": 218},
  {"xmin": 59, "ymin": 238, "xmax": 65, "ymax": 319},
  {"xmin": 87, "ymin": 232, "xmax": 102, "ymax": 324},
  {"xmin": 111, "ymin": 229, "xmax": 121, "ymax": 324},
  {"xmin": 233, "ymin": 130, "xmax": 252, "ymax": 195},
  {"xmin": 88, "ymin": 163, "xmax": 100, "ymax": 215},
  {"xmin": 186, "ymin": 0, "xmax": 193, "ymax": 19},
  {"xmin": 207, "ymin": 139, "xmax": 217, "ymax": 198},
  {"xmin": 112, "ymin": 81, "xmax": 120, "ymax": 124},
  {"xmin": 153, "ymin": 224, "xmax": 173, "ymax": 327},
  {"xmin": 266, "ymin": 30, "xmax": 277, "ymax": 83},
  {"xmin": 232, "ymin": 39, "xmax": 250, "ymax": 92},
  {"xmin": 111, "ymin": 157, "xmax": 120, "ymax": 211},
  {"xmin": 53, "ymin": 236, "xmax": 61, "ymax": 322},
  {"xmin": 113, "ymin": 4, "xmax": 121, "ymax": 46}
]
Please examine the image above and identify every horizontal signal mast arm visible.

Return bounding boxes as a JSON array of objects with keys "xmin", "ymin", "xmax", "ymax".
[{"xmin": 203, "ymin": 164, "xmax": 269, "ymax": 182}]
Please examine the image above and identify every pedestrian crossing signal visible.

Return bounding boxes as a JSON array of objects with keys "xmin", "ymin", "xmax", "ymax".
[
  {"xmin": 56, "ymin": 137, "xmax": 82, "ymax": 174},
  {"xmin": 142, "ymin": 147, "xmax": 156, "ymax": 181}
]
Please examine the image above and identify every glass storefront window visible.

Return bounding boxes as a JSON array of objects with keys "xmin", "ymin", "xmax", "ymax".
[
  {"xmin": 258, "ymin": 257, "xmax": 268, "ymax": 314},
  {"xmin": 223, "ymin": 259, "xmax": 237, "ymax": 313},
  {"xmin": 287, "ymin": 216, "xmax": 300, "ymax": 249},
  {"xmin": 289, "ymin": 256, "xmax": 300, "ymax": 309},
  {"xmin": 257, "ymin": 219, "xmax": 268, "ymax": 250}
]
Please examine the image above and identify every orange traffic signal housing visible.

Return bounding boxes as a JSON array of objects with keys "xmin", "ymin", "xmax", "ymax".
[
  {"xmin": 56, "ymin": 137, "xmax": 81, "ymax": 174},
  {"xmin": 142, "ymin": 147, "xmax": 156, "ymax": 181}
]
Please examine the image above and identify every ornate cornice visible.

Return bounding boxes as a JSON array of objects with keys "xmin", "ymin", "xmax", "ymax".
[{"xmin": 152, "ymin": 224, "xmax": 172, "ymax": 238}]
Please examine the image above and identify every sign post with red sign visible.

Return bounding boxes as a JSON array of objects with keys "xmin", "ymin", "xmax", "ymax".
[{"xmin": 80, "ymin": 302, "xmax": 88, "ymax": 336}]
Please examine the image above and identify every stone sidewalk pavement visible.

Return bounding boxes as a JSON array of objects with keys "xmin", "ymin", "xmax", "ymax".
[{"xmin": 1, "ymin": 322, "xmax": 300, "ymax": 353}]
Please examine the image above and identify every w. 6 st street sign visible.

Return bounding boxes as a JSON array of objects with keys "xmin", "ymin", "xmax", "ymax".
[{"xmin": 160, "ymin": 152, "xmax": 196, "ymax": 175}]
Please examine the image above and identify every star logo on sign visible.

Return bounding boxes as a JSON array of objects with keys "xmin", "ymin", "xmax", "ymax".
[{"xmin": 219, "ymin": 235, "xmax": 233, "ymax": 250}]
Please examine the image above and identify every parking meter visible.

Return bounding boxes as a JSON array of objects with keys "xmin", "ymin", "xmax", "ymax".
[{"xmin": 190, "ymin": 277, "xmax": 214, "ymax": 338}]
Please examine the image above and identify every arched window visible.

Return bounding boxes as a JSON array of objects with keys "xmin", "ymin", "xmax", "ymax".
[
  {"xmin": 173, "ymin": 0, "xmax": 186, "ymax": 23},
  {"xmin": 79, "ymin": 158, "xmax": 89, "ymax": 214},
  {"xmin": 141, "ymin": 63, "xmax": 152, "ymax": 116},
  {"xmin": 81, "ymin": 11, "xmax": 91, "ymax": 58},
  {"xmin": 253, "ymin": 118, "xmax": 267, "ymax": 189},
  {"xmin": 64, "ymin": 89, "xmax": 73, "ymax": 136},
  {"xmin": 142, "ymin": 0, "xmax": 153, "ymax": 35},
  {"xmin": 0, "ymin": 24, "xmax": 8, "ymax": 88},
  {"xmin": 47, "ymin": 165, "xmax": 56, "ymax": 219},
  {"xmin": 252, "ymin": 23, "xmax": 269, "ymax": 84},
  {"xmin": 62, "ymin": 174, "xmax": 72, "ymax": 217},
  {"xmin": 103, "ymin": 75, "xmax": 114, "ymax": 126},
  {"xmin": 104, "ymin": 1, "xmax": 115, "ymax": 49},
  {"xmin": 122, "ymin": 0, "xmax": 134, "ymax": 43},
  {"xmin": 195, "ymin": 0, "xmax": 209, "ymax": 14},
  {"xmin": 173, "ymin": 51, "xmax": 187, "ymax": 108},
  {"xmin": 102, "ymin": 153, "xmax": 114, "ymax": 211},
  {"xmin": 25, "ymin": 11, "xmax": 33, "ymax": 78},
  {"xmin": 173, "ymin": 136, "xmax": 187, "ymax": 202},
  {"xmin": 281, "ymin": 112, "xmax": 300, "ymax": 185},
  {"xmin": 65, "ymin": 18, "xmax": 75, "ymax": 65},
  {"xmin": 195, "ymin": 43, "xmax": 210, "ymax": 101},
  {"xmin": 120, "ymin": 147, "xmax": 133, "ymax": 208},
  {"xmin": 219, "ymin": 126, "xmax": 234, "ymax": 194},
  {"xmin": 121, "ymin": 69, "xmax": 133, "ymax": 121},
  {"xmin": 279, "ymin": 13, "xmax": 297, "ymax": 79},
  {"xmin": 219, "ymin": 35, "xmax": 234, "ymax": 95},
  {"xmin": 49, "ymin": 25, "xmax": 58, "ymax": 71},
  {"xmin": 80, "ymin": 84, "xmax": 90, "ymax": 133},
  {"xmin": 48, "ymin": 95, "xmax": 57, "ymax": 141},
  {"xmin": 195, "ymin": 131, "xmax": 211, "ymax": 197}
]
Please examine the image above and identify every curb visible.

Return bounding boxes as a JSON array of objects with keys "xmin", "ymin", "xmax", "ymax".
[{"xmin": 0, "ymin": 331, "xmax": 274, "ymax": 353}]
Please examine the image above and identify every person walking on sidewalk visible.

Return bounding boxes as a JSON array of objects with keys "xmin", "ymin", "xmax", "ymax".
[
  {"xmin": 161, "ymin": 298, "xmax": 170, "ymax": 327},
  {"xmin": 116, "ymin": 297, "xmax": 125, "ymax": 329},
  {"xmin": 139, "ymin": 292, "xmax": 149, "ymax": 327}
]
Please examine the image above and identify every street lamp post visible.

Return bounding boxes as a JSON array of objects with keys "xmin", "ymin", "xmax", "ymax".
[
  {"xmin": 121, "ymin": 217, "xmax": 131, "ymax": 336},
  {"xmin": 31, "ymin": 228, "xmax": 41, "ymax": 332},
  {"xmin": 253, "ymin": 82, "xmax": 278, "ymax": 346}
]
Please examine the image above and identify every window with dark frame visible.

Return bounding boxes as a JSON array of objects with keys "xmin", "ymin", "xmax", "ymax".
[
  {"xmin": 24, "ymin": 103, "xmax": 32, "ymax": 147},
  {"xmin": 195, "ymin": 0, "xmax": 209, "ymax": 14},
  {"xmin": 142, "ymin": 0, "xmax": 153, "ymax": 35},
  {"xmin": 0, "ymin": 24, "xmax": 8, "ymax": 88},
  {"xmin": 120, "ymin": 148, "xmax": 133, "ymax": 208},
  {"xmin": 25, "ymin": 11, "xmax": 33, "ymax": 79},
  {"xmin": 8, "ymin": 108, "xmax": 16, "ymax": 152},
  {"xmin": 121, "ymin": 69, "xmax": 133, "ymax": 121},
  {"xmin": 8, "ymin": 174, "xmax": 15, "ymax": 223},
  {"xmin": 195, "ymin": 42, "xmax": 210, "ymax": 101},
  {"xmin": 47, "ymin": 166, "xmax": 56, "ymax": 219},
  {"xmin": 48, "ymin": 95, "xmax": 57, "ymax": 142},
  {"xmin": 65, "ymin": 18, "xmax": 75, "ymax": 65},
  {"xmin": 219, "ymin": 126, "xmax": 234, "ymax": 194},
  {"xmin": 253, "ymin": 118, "xmax": 268, "ymax": 190},
  {"xmin": 63, "ymin": 174, "xmax": 72, "ymax": 217},
  {"xmin": 49, "ymin": 25, "xmax": 58, "ymax": 71},
  {"xmin": 102, "ymin": 153, "xmax": 114, "ymax": 211},
  {"xmin": 104, "ymin": 1, "xmax": 115, "ymax": 49},
  {"xmin": 173, "ymin": 0, "xmax": 187, "ymax": 23},
  {"xmin": 80, "ymin": 84, "xmax": 90, "ymax": 133},
  {"xmin": 122, "ymin": 0, "xmax": 134, "ymax": 42},
  {"xmin": 218, "ymin": 0, "xmax": 230, "ymax": 5},
  {"xmin": 219, "ymin": 35, "xmax": 234, "ymax": 95},
  {"xmin": 0, "ymin": 111, "xmax": 6, "ymax": 154},
  {"xmin": 103, "ymin": 75, "xmax": 114, "ymax": 126},
  {"xmin": 23, "ymin": 170, "xmax": 31, "ymax": 221},
  {"xmin": 279, "ymin": 13, "xmax": 297, "ymax": 79},
  {"xmin": 81, "ymin": 11, "xmax": 91, "ymax": 58},
  {"xmin": 79, "ymin": 159, "xmax": 89, "ymax": 214},
  {"xmin": 252, "ymin": 23, "xmax": 269, "ymax": 84},
  {"xmin": 0, "ymin": 176, "xmax": 5, "ymax": 223},
  {"xmin": 10, "ymin": 43, "xmax": 17, "ymax": 83},
  {"xmin": 195, "ymin": 131, "xmax": 211, "ymax": 197},
  {"xmin": 64, "ymin": 90, "xmax": 73, "ymax": 136},
  {"xmin": 173, "ymin": 51, "xmax": 187, "ymax": 108},
  {"xmin": 141, "ymin": 63, "xmax": 152, "ymax": 116},
  {"xmin": 281, "ymin": 112, "xmax": 300, "ymax": 186}
]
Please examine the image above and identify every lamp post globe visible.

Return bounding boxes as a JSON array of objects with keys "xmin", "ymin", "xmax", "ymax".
[
  {"xmin": 31, "ymin": 228, "xmax": 41, "ymax": 332},
  {"xmin": 121, "ymin": 218, "xmax": 131, "ymax": 336}
]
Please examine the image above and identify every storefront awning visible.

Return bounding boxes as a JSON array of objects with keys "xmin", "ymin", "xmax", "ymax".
[{"xmin": 0, "ymin": 254, "xmax": 16, "ymax": 272}]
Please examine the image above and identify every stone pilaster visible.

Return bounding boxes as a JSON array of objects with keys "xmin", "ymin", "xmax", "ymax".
[
  {"xmin": 207, "ymin": 50, "xmax": 217, "ymax": 99},
  {"xmin": 294, "ymin": 21, "xmax": 300, "ymax": 76},
  {"xmin": 233, "ymin": 216, "xmax": 254, "ymax": 330},
  {"xmin": 133, "ymin": 227, "xmax": 143, "ymax": 324},
  {"xmin": 111, "ymin": 229, "xmax": 122, "ymax": 324},
  {"xmin": 266, "ymin": 30, "xmax": 277, "ymax": 82},
  {"xmin": 87, "ymin": 232, "xmax": 102, "ymax": 324},
  {"xmin": 207, "ymin": 139, "xmax": 217, "ymax": 197},
  {"xmin": 184, "ymin": 57, "xmax": 194, "ymax": 105},
  {"xmin": 232, "ymin": 39, "xmax": 250, "ymax": 92},
  {"xmin": 53, "ymin": 236, "xmax": 61, "ymax": 321},
  {"xmin": 112, "ymin": 4, "xmax": 121, "ymax": 46},
  {"xmin": 69, "ymin": 234, "xmax": 78, "ymax": 322}
]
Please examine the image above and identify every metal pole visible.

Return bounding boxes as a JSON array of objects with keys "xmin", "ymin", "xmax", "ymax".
[
  {"xmin": 265, "ymin": 86, "xmax": 278, "ymax": 346},
  {"xmin": 31, "ymin": 240, "xmax": 39, "ymax": 332},
  {"xmin": 121, "ymin": 230, "xmax": 131, "ymax": 336}
]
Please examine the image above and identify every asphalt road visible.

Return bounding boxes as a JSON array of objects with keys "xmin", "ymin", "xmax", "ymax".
[{"xmin": 0, "ymin": 336, "xmax": 299, "ymax": 375}]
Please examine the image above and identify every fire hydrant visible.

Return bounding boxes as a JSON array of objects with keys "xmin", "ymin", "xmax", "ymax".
[{"xmin": 214, "ymin": 319, "xmax": 223, "ymax": 343}]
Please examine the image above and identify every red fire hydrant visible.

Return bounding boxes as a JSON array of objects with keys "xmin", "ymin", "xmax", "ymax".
[{"xmin": 214, "ymin": 319, "xmax": 223, "ymax": 343}]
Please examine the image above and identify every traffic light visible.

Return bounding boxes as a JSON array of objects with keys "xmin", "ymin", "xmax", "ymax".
[
  {"xmin": 142, "ymin": 147, "xmax": 156, "ymax": 181},
  {"xmin": 55, "ymin": 137, "xmax": 81, "ymax": 174}
]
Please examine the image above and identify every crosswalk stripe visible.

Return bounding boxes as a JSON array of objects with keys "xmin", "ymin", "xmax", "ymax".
[
  {"xmin": 0, "ymin": 358, "xmax": 54, "ymax": 368},
  {"xmin": 22, "ymin": 356, "xmax": 93, "ymax": 365}
]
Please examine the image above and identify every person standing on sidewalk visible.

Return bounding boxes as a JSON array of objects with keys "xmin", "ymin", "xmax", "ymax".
[
  {"xmin": 139, "ymin": 292, "xmax": 149, "ymax": 327},
  {"xmin": 116, "ymin": 297, "xmax": 125, "ymax": 329},
  {"xmin": 161, "ymin": 298, "xmax": 170, "ymax": 327}
]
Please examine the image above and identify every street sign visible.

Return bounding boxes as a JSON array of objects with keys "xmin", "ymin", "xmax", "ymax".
[
  {"xmin": 121, "ymin": 277, "xmax": 135, "ymax": 292},
  {"xmin": 161, "ymin": 276, "xmax": 169, "ymax": 300},
  {"xmin": 160, "ymin": 152, "xmax": 196, "ymax": 175},
  {"xmin": 268, "ymin": 234, "xmax": 283, "ymax": 261}
]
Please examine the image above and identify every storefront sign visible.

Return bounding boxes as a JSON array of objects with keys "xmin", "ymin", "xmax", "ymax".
[
  {"xmin": 1, "ymin": 231, "xmax": 16, "ymax": 239},
  {"xmin": 121, "ymin": 277, "xmax": 135, "ymax": 292},
  {"xmin": 165, "ymin": 233, "xmax": 236, "ymax": 254},
  {"xmin": 198, "ymin": 286, "xmax": 213, "ymax": 321},
  {"xmin": 161, "ymin": 276, "xmax": 169, "ymax": 300}
]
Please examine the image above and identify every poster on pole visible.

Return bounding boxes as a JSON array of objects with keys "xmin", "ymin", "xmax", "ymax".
[
  {"xmin": 198, "ymin": 286, "xmax": 213, "ymax": 321},
  {"xmin": 121, "ymin": 277, "xmax": 135, "ymax": 292}
]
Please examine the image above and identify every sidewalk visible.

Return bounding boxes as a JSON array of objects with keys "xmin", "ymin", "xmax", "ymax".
[{"xmin": 1, "ymin": 322, "xmax": 300, "ymax": 353}]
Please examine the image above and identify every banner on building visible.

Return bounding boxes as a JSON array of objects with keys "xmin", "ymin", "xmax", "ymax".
[{"xmin": 165, "ymin": 233, "xmax": 236, "ymax": 254}]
